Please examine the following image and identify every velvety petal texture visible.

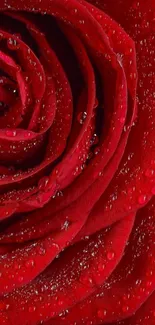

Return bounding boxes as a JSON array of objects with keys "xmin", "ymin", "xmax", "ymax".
[{"xmin": 0, "ymin": 0, "xmax": 154, "ymax": 324}]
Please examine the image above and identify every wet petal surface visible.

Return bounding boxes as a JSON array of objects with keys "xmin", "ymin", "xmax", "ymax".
[{"xmin": 0, "ymin": 0, "xmax": 154, "ymax": 324}]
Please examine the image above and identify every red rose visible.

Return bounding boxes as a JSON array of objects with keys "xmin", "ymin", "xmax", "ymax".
[{"xmin": 0, "ymin": 0, "xmax": 154, "ymax": 324}]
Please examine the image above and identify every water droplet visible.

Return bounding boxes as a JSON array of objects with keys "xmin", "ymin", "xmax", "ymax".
[
  {"xmin": 107, "ymin": 251, "xmax": 115, "ymax": 261},
  {"xmin": 122, "ymin": 305, "xmax": 129, "ymax": 313},
  {"xmin": 120, "ymin": 117, "xmax": 125, "ymax": 124},
  {"xmin": 38, "ymin": 246, "xmax": 46, "ymax": 255},
  {"xmin": 91, "ymin": 134, "xmax": 99, "ymax": 146},
  {"xmin": 24, "ymin": 74, "xmax": 30, "ymax": 83},
  {"xmin": 18, "ymin": 276, "xmax": 24, "ymax": 283},
  {"xmin": 125, "ymin": 47, "xmax": 133, "ymax": 55},
  {"xmin": 5, "ymin": 304, "xmax": 10, "ymax": 311},
  {"xmin": 56, "ymin": 190, "xmax": 63, "ymax": 197},
  {"xmin": 146, "ymin": 281, "xmax": 152, "ymax": 287},
  {"xmin": 0, "ymin": 302, "xmax": 9, "ymax": 311},
  {"xmin": 130, "ymin": 72, "xmax": 136, "ymax": 80},
  {"xmin": 123, "ymin": 294, "xmax": 130, "ymax": 301},
  {"xmin": 38, "ymin": 177, "xmax": 50, "ymax": 191},
  {"xmin": 77, "ymin": 111, "xmax": 87, "ymax": 124},
  {"xmin": 5, "ymin": 130, "xmax": 17, "ymax": 137},
  {"xmin": 14, "ymin": 33, "xmax": 21, "ymax": 39},
  {"xmin": 80, "ymin": 275, "xmax": 93, "ymax": 287},
  {"xmin": 58, "ymin": 300, "xmax": 63, "ymax": 306},
  {"xmin": 139, "ymin": 287, "xmax": 145, "ymax": 293},
  {"xmin": 145, "ymin": 169, "xmax": 154, "ymax": 178},
  {"xmin": 24, "ymin": 132, "xmax": 31, "ymax": 138},
  {"xmin": 87, "ymin": 152, "xmax": 94, "ymax": 161},
  {"xmin": 25, "ymin": 259, "xmax": 35, "ymax": 268},
  {"xmin": 7, "ymin": 38, "xmax": 19, "ymax": 50},
  {"xmin": 65, "ymin": 113, "xmax": 71, "ymax": 120},
  {"xmin": 98, "ymin": 262, "xmax": 105, "ymax": 272},
  {"xmin": 14, "ymin": 263, "xmax": 19, "ymax": 270},
  {"xmin": 50, "ymin": 311, "xmax": 55, "ymax": 317},
  {"xmin": 146, "ymin": 270, "xmax": 153, "ymax": 277},
  {"xmin": 94, "ymin": 147, "xmax": 100, "ymax": 155},
  {"xmin": 28, "ymin": 306, "xmax": 36, "ymax": 312},
  {"xmin": 86, "ymin": 321, "xmax": 93, "ymax": 325},
  {"xmin": 96, "ymin": 14, "xmax": 103, "ymax": 20},
  {"xmin": 61, "ymin": 220, "xmax": 70, "ymax": 231},
  {"xmin": 138, "ymin": 194, "xmax": 147, "ymax": 205},
  {"xmin": 44, "ymin": 302, "xmax": 51, "ymax": 308},
  {"xmin": 97, "ymin": 309, "xmax": 107, "ymax": 319}
]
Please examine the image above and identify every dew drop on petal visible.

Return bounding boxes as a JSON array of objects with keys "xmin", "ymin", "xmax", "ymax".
[
  {"xmin": 96, "ymin": 14, "xmax": 102, "ymax": 20},
  {"xmin": 18, "ymin": 276, "xmax": 24, "ymax": 283},
  {"xmin": 91, "ymin": 134, "xmax": 99, "ymax": 146},
  {"xmin": 94, "ymin": 147, "xmax": 100, "ymax": 155},
  {"xmin": 145, "ymin": 169, "xmax": 154, "ymax": 177},
  {"xmin": 61, "ymin": 220, "xmax": 70, "ymax": 231},
  {"xmin": 139, "ymin": 287, "xmax": 145, "ymax": 293},
  {"xmin": 38, "ymin": 246, "xmax": 46, "ymax": 256},
  {"xmin": 24, "ymin": 132, "xmax": 31, "ymax": 138},
  {"xmin": 120, "ymin": 117, "xmax": 126, "ymax": 124},
  {"xmin": 97, "ymin": 309, "xmax": 107, "ymax": 319},
  {"xmin": 80, "ymin": 275, "xmax": 93, "ymax": 287},
  {"xmin": 0, "ymin": 302, "xmax": 9, "ymax": 311},
  {"xmin": 122, "ymin": 305, "xmax": 129, "ymax": 313},
  {"xmin": 38, "ymin": 177, "xmax": 50, "ymax": 191},
  {"xmin": 28, "ymin": 306, "xmax": 36, "ymax": 313},
  {"xmin": 138, "ymin": 194, "xmax": 147, "ymax": 205},
  {"xmin": 14, "ymin": 33, "xmax": 21, "ymax": 39},
  {"xmin": 107, "ymin": 251, "xmax": 115, "ymax": 261},
  {"xmin": 97, "ymin": 262, "xmax": 105, "ymax": 272},
  {"xmin": 5, "ymin": 129, "xmax": 17, "ymax": 137},
  {"xmin": 49, "ymin": 311, "xmax": 55, "ymax": 317},
  {"xmin": 146, "ymin": 281, "xmax": 152, "ymax": 287},
  {"xmin": 87, "ymin": 152, "xmax": 94, "ymax": 162},
  {"xmin": 146, "ymin": 270, "xmax": 153, "ymax": 277},
  {"xmin": 7, "ymin": 38, "xmax": 19, "ymax": 50},
  {"xmin": 77, "ymin": 111, "xmax": 87, "ymax": 124},
  {"xmin": 14, "ymin": 263, "xmax": 19, "ymax": 270},
  {"xmin": 25, "ymin": 259, "xmax": 35, "ymax": 268},
  {"xmin": 65, "ymin": 113, "xmax": 71, "ymax": 121},
  {"xmin": 58, "ymin": 300, "xmax": 63, "ymax": 306}
]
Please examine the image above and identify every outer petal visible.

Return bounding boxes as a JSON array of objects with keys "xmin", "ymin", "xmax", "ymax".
[
  {"xmin": 85, "ymin": 0, "xmax": 155, "ymax": 224},
  {"xmin": 119, "ymin": 291, "xmax": 155, "ymax": 325},
  {"xmin": 0, "ymin": 214, "xmax": 134, "ymax": 325},
  {"xmin": 53, "ymin": 198, "xmax": 155, "ymax": 324}
]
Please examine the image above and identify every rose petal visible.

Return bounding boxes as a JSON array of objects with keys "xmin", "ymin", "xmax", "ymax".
[
  {"xmin": 54, "ymin": 198, "xmax": 155, "ymax": 324},
  {"xmin": 0, "ymin": 214, "xmax": 134, "ymax": 324},
  {"xmin": 85, "ymin": 0, "xmax": 155, "ymax": 225}
]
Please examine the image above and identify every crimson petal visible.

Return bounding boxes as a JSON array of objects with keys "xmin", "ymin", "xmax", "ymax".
[
  {"xmin": 0, "ymin": 214, "xmax": 134, "ymax": 324},
  {"xmin": 54, "ymin": 198, "xmax": 155, "ymax": 324}
]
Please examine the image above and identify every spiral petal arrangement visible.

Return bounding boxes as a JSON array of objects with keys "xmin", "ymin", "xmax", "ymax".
[{"xmin": 0, "ymin": 0, "xmax": 154, "ymax": 324}]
